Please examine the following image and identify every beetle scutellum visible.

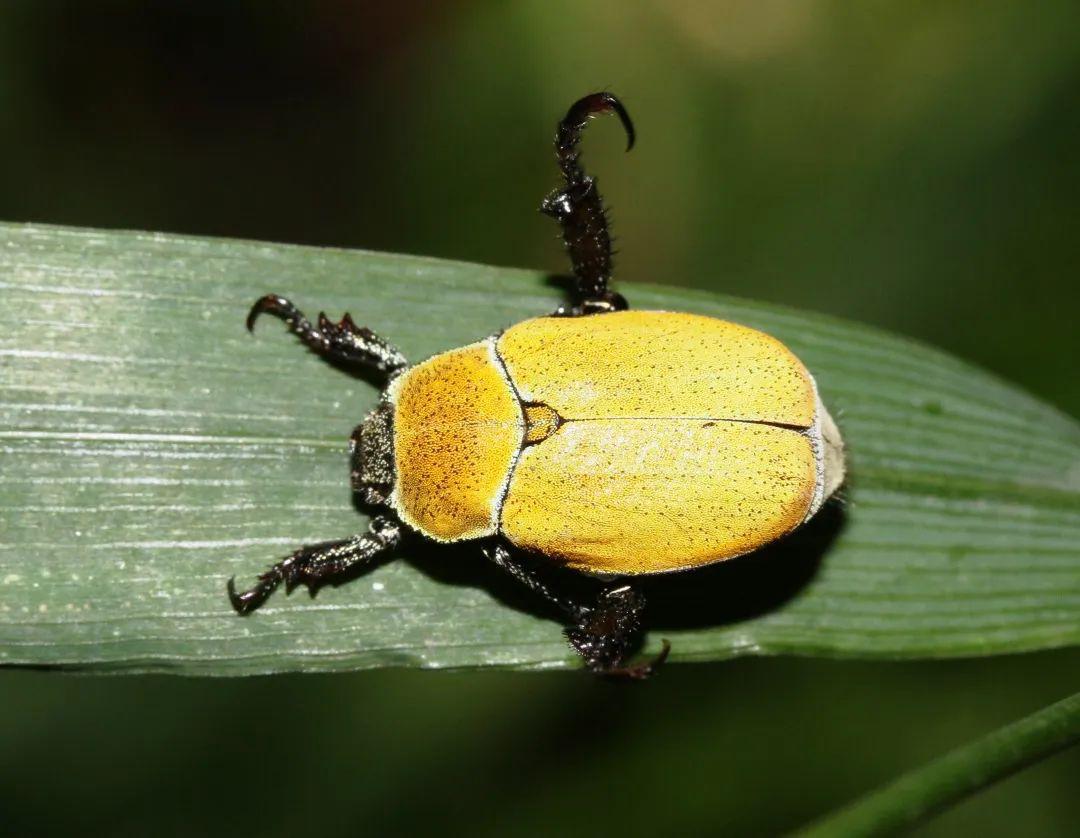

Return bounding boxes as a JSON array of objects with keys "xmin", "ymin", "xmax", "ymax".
[{"xmin": 228, "ymin": 92, "xmax": 846, "ymax": 677}]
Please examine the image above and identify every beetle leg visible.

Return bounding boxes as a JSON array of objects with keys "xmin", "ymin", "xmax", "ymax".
[
  {"xmin": 246, "ymin": 294, "xmax": 408, "ymax": 375},
  {"xmin": 485, "ymin": 543, "xmax": 669, "ymax": 677},
  {"xmin": 542, "ymin": 92, "xmax": 634, "ymax": 317},
  {"xmin": 566, "ymin": 585, "xmax": 670, "ymax": 679},
  {"xmin": 483, "ymin": 542, "xmax": 581, "ymax": 618},
  {"xmin": 227, "ymin": 516, "xmax": 401, "ymax": 614}
]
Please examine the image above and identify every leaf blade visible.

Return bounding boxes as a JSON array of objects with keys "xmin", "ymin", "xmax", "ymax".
[{"xmin": 1, "ymin": 222, "xmax": 1078, "ymax": 674}]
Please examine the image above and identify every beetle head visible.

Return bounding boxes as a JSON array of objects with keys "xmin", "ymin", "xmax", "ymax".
[{"xmin": 350, "ymin": 401, "xmax": 395, "ymax": 506}]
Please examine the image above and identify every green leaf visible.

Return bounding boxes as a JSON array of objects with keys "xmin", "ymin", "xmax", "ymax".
[{"xmin": 1, "ymin": 222, "xmax": 1078, "ymax": 675}]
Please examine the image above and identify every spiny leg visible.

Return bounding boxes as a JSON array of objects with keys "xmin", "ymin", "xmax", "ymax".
[
  {"xmin": 484, "ymin": 542, "xmax": 670, "ymax": 678},
  {"xmin": 247, "ymin": 294, "xmax": 407, "ymax": 374},
  {"xmin": 542, "ymin": 92, "xmax": 635, "ymax": 316},
  {"xmin": 228, "ymin": 516, "xmax": 402, "ymax": 614},
  {"xmin": 566, "ymin": 586, "xmax": 671, "ymax": 679}
]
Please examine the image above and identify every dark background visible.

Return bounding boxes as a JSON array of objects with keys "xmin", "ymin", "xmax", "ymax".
[{"xmin": 1, "ymin": 2, "xmax": 1078, "ymax": 835}]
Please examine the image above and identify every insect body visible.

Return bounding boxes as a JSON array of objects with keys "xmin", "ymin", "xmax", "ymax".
[{"xmin": 229, "ymin": 93, "xmax": 846, "ymax": 677}]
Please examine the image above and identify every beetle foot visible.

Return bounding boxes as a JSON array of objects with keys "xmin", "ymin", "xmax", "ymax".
[
  {"xmin": 566, "ymin": 584, "xmax": 667, "ymax": 677},
  {"xmin": 246, "ymin": 294, "xmax": 301, "ymax": 332},
  {"xmin": 227, "ymin": 551, "xmax": 309, "ymax": 615},
  {"xmin": 227, "ymin": 570, "xmax": 283, "ymax": 615},
  {"xmin": 601, "ymin": 639, "xmax": 671, "ymax": 680}
]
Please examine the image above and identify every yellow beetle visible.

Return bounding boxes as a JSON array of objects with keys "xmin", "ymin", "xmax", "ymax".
[{"xmin": 229, "ymin": 93, "xmax": 846, "ymax": 677}]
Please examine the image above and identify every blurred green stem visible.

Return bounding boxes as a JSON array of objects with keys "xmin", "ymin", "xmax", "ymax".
[{"xmin": 795, "ymin": 690, "xmax": 1080, "ymax": 837}]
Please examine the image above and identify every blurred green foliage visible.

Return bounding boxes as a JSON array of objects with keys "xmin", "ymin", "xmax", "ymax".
[{"xmin": 1, "ymin": 1, "xmax": 1078, "ymax": 835}]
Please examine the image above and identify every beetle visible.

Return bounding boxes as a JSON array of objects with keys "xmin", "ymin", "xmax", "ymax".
[{"xmin": 228, "ymin": 92, "xmax": 846, "ymax": 677}]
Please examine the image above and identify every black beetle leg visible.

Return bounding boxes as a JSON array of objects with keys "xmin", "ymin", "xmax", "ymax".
[
  {"xmin": 484, "ymin": 543, "xmax": 670, "ymax": 678},
  {"xmin": 542, "ymin": 92, "xmax": 634, "ymax": 317},
  {"xmin": 228, "ymin": 516, "xmax": 402, "ymax": 614},
  {"xmin": 565, "ymin": 584, "xmax": 670, "ymax": 679},
  {"xmin": 483, "ymin": 542, "xmax": 581, "ymax": 618},
  {"xmin": 247, "ymin": 294, "xmax": 408, "ymax": 375}
]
